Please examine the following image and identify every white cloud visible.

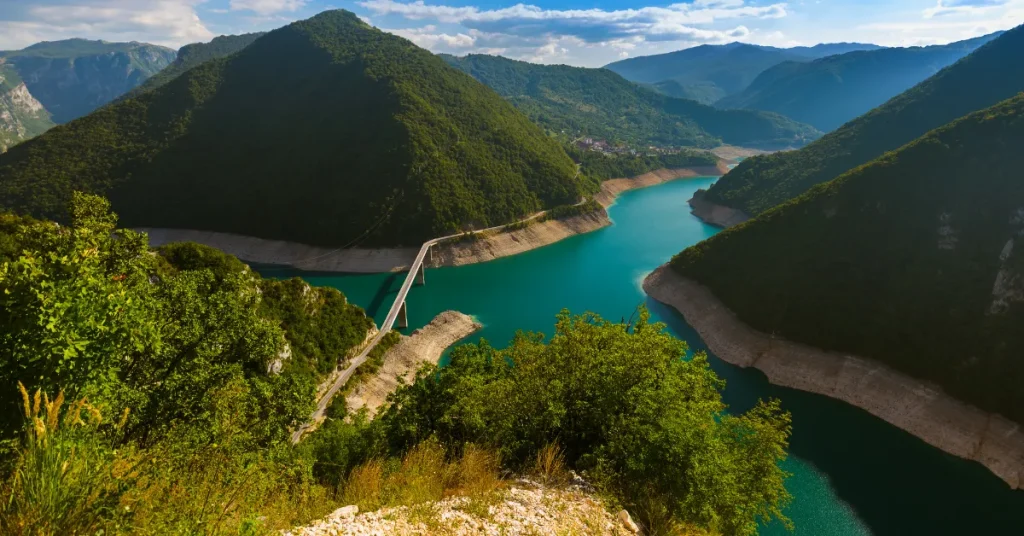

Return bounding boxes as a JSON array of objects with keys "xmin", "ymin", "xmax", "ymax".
[
  {"xmin": 0, "ymin": 1, "xmax": 214, "ymax": 50},
  {"xmin": 388, "ymin": 25, "xmax": 476, "ymax": 48},
  {"xmin": 229, "ymin": 0, "xmax": 307, "ymax": 16},
  {"xmin": 359, "ymin": 0, "xmax": 786, "ymax": 44}
]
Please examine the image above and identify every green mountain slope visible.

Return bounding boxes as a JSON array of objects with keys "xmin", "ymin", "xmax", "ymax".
[
  {"xmin": 441, "ymin": 54, "xmax": 820, "ymax": 149},
  {"xmin": 0, "ymin": 63, "xmax": 55, "ymax": 152},
  {"xmin": 0, "ymin": 10, "xmax": 584, "ymax": 248},
  {"xmin": 0, "ymin": 39, "xmax": 176, "ymax": 123},
  {"xmin": 705, "ymin": 24, "xmax": 1024, "ymax": 217},
  {"xmin": 672, "ymin": 94, "xmax": 1024, "ymax": 423},
  {"xmin": 130, "ymin": 32, "xmax": 266, "ymax": 96},
  {"xmin": 718, "ymin": 33, "xmax": 1000, "ymax": 132},
  {"xmin": 604, "ymin": 42, "xmax": 880, "ymax": 98}
]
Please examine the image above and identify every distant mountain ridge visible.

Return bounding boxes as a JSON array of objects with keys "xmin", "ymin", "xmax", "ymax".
[
  {"xmin": 704, "ymin": 24, "xmax": 1024, "ymax": 218},
  {"xmin": 671, "ymin": 93, "xmax": 1024, "ymax": 426},
  {"xmin": 442, "ymin": 53, "xmax": 820, "ymax": 149},
  {"xmin": 0, "ymin": 39, "xmax": 175, "ymax": 124},
  {"xmin": 604, "ymin": 41, "xmax": 881, "ymax": 103},
  {"xmin": 129, "ymin": 33, "xmax": 266, "ymax": 97},
  {"xmin": 718, "ymin": 32, "xmax": 1002, "ymax": 131},
  {"xmin": 0, "ymin": 10, "xmax": 586, "ymax": 248}
]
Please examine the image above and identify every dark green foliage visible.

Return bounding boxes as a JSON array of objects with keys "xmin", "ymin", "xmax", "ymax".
[
  {"xmin": 673, "ymin": 94, "xmax": 1024, "ymax": 424},
  {"xmin": 0, "ymin": 11, "xmax": 583, "ymax": 248},
  {"xmin": 372, "ymin": 309, "xmax": 792, "ymax": 534},
  {"xmin": 567, "ymin": 144, "xmax": 719, "ymax": 182},
  {"xmin": 605, "ymin": 42, "xmax": 880, "ymax": 96},
  {"xmin": 442, "ymin": 53, "xmax": 820, "ymax": 148},
  {"xmin": 0, "ymin": 39, "xmax": 175, "ymax": 123},
  {"xmin": 128, "ymin": 33, "xmax": 266, "ymax": 97},
  {"xmin": 718, "ymin": 32, "xmax": 1001, "ymax": 131},
  {"xmin": 706, "ymin": 24, "xmax": 1024, "ymax": 216},
  {"xmin": 644, "ymin": 79, "xmax": 725, "ymax": 105}
]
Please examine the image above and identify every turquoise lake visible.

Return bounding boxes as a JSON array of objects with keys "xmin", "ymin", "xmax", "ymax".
[{"xmin": 259, "ymin": 177, "xmax": 1024, "ymax": 535}]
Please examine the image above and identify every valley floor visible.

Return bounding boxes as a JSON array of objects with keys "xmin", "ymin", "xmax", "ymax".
[
  {"xmin": 643, "ymin": 264, "xmax": 1024, "ymax": 490},
  {"xmin": 140, "ymin": 165, "xmax": 728, "ymax": 273}
]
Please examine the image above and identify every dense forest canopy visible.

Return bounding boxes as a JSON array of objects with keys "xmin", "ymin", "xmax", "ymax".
[
  {"xmin": 705, "ymin": 24, "xmax": 1024, "ymax": 218},
  {"xmin": 717, "ymin": 32, "xmax": 1001, "ymax": 132},
  {"xmin": 442, "ymin": 53, "xmax": 821, "ymax": 149},
  {"xmin": 673, "ymin": 94, "xmax": 1024, "ymax": 424},
  {"xmin": 0, "ymin": 10, "xmax": 584, "ymax": 248}
]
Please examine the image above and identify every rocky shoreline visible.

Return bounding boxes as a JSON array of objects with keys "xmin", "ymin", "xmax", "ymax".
[
  {"xmin": 643, "ymin": 264, "xmax": 1024, "ymax": 490},
  {"xmin": 687, "ymin": 188, "xmax": 750, "ymax": 228},
  {"xmin": 345, "ymin": 311, "xmax": 481, "ymax": 418},
  {"xmin": 141, "ymin": 166, "xmax": 726, "ymax": 273}
]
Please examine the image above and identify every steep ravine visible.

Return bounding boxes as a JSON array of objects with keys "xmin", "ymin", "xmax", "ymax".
[{"xmin": 643, "ymin": 265, "xmax": 1024, "ymax": 490}]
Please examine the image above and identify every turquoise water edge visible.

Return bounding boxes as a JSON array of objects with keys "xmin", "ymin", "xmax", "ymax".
[{"xmin": 259, "ymin": 177, "xmax": 1024, "ymax": 535}]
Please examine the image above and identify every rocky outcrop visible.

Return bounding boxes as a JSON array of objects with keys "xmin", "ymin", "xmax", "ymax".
[
  {"xmin": 0, "ymin": 64, "xmax": 54, "ymax": 152},
  {"xmin": 643, "ymin": 264, "xmax": 1024, "ymax": 490},
  {"xmin": 687, "ymin": 188, "xmax": 750, "ymax": 228},
  {"xmin": 283, "ymin": 483, "xmax": 636, "ymax": 536},
  {"xmin": 346, "ymin": 311, "xmax": 481, "ymax": 418}
]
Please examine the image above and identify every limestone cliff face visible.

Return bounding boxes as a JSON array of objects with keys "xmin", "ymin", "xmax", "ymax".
[
  {"xmin": 0, "ymin": 40, "xmax": 176, "ymax": 125},
  {"xmin": 0, "ymin": 65, "xmax": 54, "ymax": 153}
]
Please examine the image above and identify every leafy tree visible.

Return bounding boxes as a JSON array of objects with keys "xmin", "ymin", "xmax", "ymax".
[{"xmin": 375, "ymin": 309, "xmax": 792, "ymax": 534}]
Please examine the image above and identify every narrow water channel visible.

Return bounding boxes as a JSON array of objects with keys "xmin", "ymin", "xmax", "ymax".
[{"xmin": 260, "ymin": 177, "xmax": 1024, "ymax": 535}]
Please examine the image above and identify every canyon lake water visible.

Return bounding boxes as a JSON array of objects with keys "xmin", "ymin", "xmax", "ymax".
[{"xmin": 260, "ymin": 177, "xmax": 1024, "ymax": 535}]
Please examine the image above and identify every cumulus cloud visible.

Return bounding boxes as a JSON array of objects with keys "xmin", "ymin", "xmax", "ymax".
[
  {"xmin": 361, "ymin": 0, "xmax": 785, "ymax": 45},
  {"xmin": 229, "ymin": 0, "xmax": 308, "ymax": 16},
  {"xmin": 0, "ymin": 0, "xmax": 214, "ymax": 50},
  {"xmin": 389, "ymin": 25, "xmax": 476, "ymax": 49}
]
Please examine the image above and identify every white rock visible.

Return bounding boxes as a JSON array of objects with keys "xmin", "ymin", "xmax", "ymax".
[
  {"xmin": 329, "ymin": 504, "xmax": 359, "ymax": 520},
  {"xmin": 617, "ymin": 509, "xmax": 640, "ymax": 533}
]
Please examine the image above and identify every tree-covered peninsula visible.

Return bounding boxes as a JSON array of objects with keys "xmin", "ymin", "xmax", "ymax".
[{"xmin": 672, "ymin": 93, "xmax": 1024, "ymax": 424}]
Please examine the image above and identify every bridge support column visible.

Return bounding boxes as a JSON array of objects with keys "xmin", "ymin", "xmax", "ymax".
[
  {"xmin": 416, "ymin": 261, "xmax": 426, "ymax": 285},
  {"xmin": 398, "ymin": 300, "xmax": 408, "ymax": 329},
  {"xmin": 428, "ymin": 245, "xmax": 434, "ymax": 267}
]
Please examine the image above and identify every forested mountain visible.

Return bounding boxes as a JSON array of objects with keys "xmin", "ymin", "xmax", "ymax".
[
  {"xmin": 0, "ymin": 11, "xmax": 585, "ymax": 247},
  {"xmin": 604, "ymin": 42, "xmax": 880, "ymax": 103},
  {"xmin": 704, "ymin": 24, "xmax": 1024, "ymax": 218},
  {"xmin": 672, "ymin": 94, "xmax": 1024, "ymax": 424},
  {"xmin": 0, "ymin": 39, "xmax": 175, "ymax": 123},
  {"xmin": 129, "ymin": 32, "xmax": 266, "ymax": 96},
  {"xmin": 0, "ymin": 63, "xmax": 54, "ymax": 152},
  {"xmin": 718, "ymin": 32, "xmax": 1001, "ymax": 131},
  {"xmin": 442, "ymin": 53, "xmax": 820, "ymax": 148}
]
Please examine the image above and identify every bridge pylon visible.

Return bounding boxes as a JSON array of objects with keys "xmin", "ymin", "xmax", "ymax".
[{"xmin": 398, "ymin": 301, "xmax": 408, "ymax": 329}]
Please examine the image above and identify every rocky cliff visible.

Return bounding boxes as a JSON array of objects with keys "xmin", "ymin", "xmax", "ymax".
[{"xmin": 0, "ymin": 63, "xmax": 54, "ymax": 152}]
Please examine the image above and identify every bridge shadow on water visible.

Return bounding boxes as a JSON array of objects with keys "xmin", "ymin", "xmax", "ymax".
[
  {"xmin": 646, "ymin": 297, "xmax": 1024, "ymax": 536},
  {"xmin": 363, "ymin": 272, "xmax": 402, "ymax": 320}
]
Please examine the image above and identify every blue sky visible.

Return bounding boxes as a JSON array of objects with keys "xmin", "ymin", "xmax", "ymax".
[{"xmin": 0, "ymin": 0, "xmax": 1021, "ymax": 66}]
